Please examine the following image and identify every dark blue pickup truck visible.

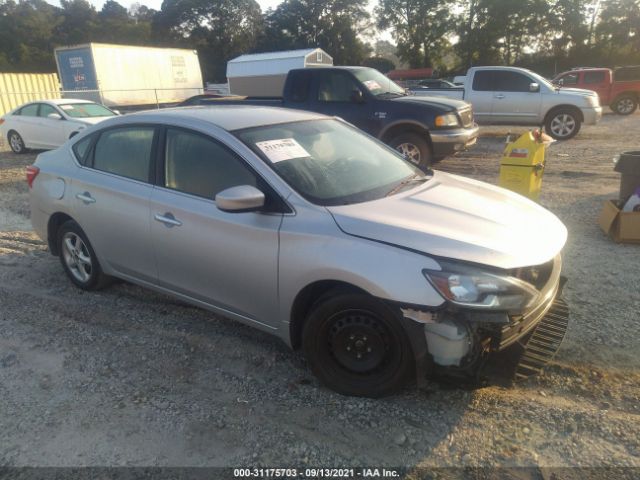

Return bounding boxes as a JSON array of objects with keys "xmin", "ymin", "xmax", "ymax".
[{"xmin": 188, "ymin": 67, "xmax": 479, "ymax": 167}]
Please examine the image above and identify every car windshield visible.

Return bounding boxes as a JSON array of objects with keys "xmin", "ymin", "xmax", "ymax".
[
  {"xmin": 352, "ymin": 68, "xmax": 406, "ymax": 96},
  {"xmin": 235, "ymin": 119, "xmax": 429, "ymax": 206},
  {"xmin": 59, "ymin": 103, "xmax": 115, "ymax": 118}
]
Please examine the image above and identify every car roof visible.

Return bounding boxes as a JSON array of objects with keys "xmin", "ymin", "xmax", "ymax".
[
  {"xmin": 125, "ymin": 105, "xmax": 327, "ymax": 131},
  {"xmin": 45, "ymin": 98, "xmax": 95, "ymax": 105}
]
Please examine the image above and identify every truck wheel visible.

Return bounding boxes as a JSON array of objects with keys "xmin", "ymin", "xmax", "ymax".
[
  {"xmin": 545, "ymin": 109, "xmax": 582, "ymax": 140},
  {"xmin": 8, "ymin": 130, "xmax": 26, "ymax": 154},
  {"xmin": 302, "ymin": 293, "xmax": 414, "ymax": 398},
  {"xmin": 389, "ymin": 133, "xmax": 432, "ymax": 169},
  {"xmin": 611, "ymin": 96, "xmax": 638, "ymax": 115}
]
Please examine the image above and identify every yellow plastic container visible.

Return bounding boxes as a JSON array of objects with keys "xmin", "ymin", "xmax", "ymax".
[{"xmin": 499, "ymin": 130, "xmax": 548, "ymax": 201}]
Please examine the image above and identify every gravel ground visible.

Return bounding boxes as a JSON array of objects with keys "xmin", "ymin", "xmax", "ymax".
[{"xmin": 0, "ymin": 113, "xmax": 639, "ymax": 474}]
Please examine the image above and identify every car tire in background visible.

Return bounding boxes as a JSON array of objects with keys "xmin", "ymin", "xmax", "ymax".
[
  {"xmin": 389, "ymin": 133, "xmax": 432, "ymax": 169},
  {"xmin": 544, "ymin": 108, "xmax": 582, "ymax": 140},
  {"xmin": 57, "ymin": 220, "xmax": 112, "ymax": 291},
  {"xmin": 8, "ymin": 130, "xmax": 27, "ymax": 154},
  {"xmin": 611, "ymin": 95, "xmax": 638, "ymax": 115},
  {"xmin": 302, "ymin": 292, "xmax": 415, "ymax": 398}
]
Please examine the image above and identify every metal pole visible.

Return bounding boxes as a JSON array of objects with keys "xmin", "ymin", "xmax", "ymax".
[{"xmin": 155, "ymin": 89, "xmax": 159, "ymax": 109}]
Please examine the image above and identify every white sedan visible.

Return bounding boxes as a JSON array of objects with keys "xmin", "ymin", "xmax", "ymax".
[{"xmin": 0, "ymin": 99, "xmax": 117, "ymax": 153}]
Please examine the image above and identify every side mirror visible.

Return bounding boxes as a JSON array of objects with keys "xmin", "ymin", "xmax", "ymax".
[
  {"xmin": 529, "ymin": 82, "xmax": 540, "ymax": 93},
  {"xmin": 557, "ymin": 78, "xmax": 564, "ymax": 87},
  {"xmin": 47, "ymin": 112, "xmax": 62, "ymax": 120},
  {"xmin": 215, "ymin": 185, "xmax": 265, "ymax": 213},
  {"xmin": 350, "ymin": 89, "xmax": 365, "ymax": 104}
]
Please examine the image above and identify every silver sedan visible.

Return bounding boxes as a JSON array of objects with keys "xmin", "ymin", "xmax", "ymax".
[{"xmin": 28, "ymin": 106, "xmax": 568, "ymax": 397}]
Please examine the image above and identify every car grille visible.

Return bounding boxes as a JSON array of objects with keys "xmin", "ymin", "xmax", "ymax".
[
  {"xmin": 511, "ymin": 258, "xmax": 555, "ymax": 291},
  {"xmin": 458, "ymin": 107, "xmax": 474, "ymax": 127}
]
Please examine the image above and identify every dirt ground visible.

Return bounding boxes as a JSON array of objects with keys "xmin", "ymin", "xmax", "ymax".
[{"xmin": 0, "ymin": 112, "xmax": 639, "ymax": 475}]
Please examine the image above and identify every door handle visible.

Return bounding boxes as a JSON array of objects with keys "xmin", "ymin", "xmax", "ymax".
[
  {"xmin": 75, "ymin": 192, "xmax": 96, "ymax": 204},
  {"xmin": 494, "ymin": 94, "xmax": 505, "ymax": 99},
  {"xmin": 154, "ymin": 213, "xmax": 182, "ymax": 227}
]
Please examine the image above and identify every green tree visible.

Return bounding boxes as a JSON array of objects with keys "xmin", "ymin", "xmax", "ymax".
[
  {"xmin": 261, "ymin": 0, "xmax": 371, "ymax": 65},
  {"xmin": 55, "ymin": 0, "xmax": 98, "ymax": 46},
  {"xmin": 154, "ymin": 0, "xmax": 264, "ymax": 81},
  {"xmin": 376, "ymin": 0, "xmax": 454, "ymax": 68},
  {"xmin": 596, "ymin": 0, "xmax": 640, "ymax": 64},
  {"xmin": 362, "ymin": 56, "xmax": 395, "ymax": 72}
]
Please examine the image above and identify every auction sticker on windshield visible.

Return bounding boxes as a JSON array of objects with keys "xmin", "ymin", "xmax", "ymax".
[
  {"xmin": 363, "ymin": 80, "xmax": 382, "ymax": 91},
  {"xmin": 256, "ymin": 138, "xmax": 311, "ymax": 163}
]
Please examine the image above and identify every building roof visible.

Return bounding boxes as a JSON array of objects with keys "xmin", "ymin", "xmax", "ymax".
[
  {"xmin": 227, "ymin": 48, "xmax": 333, "ymax": 78},
  {"xmin": 229, "ymin": 49, "xmax": 321, "ymax": 64}
]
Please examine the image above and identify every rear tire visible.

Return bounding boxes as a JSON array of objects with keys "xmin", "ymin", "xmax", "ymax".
[
  {"xmin": 302, "ymin": 293, "xmax": 414, "ymax": 397},
  {"xmin": 8, "ymin": 130, "xmax": 26, "ymax": 154},
  {"xmin": 544, "ymin": 109, "xmax": 582, "ymax": 140},
  {"xmin": 611, "ymin": 95, "xmax": 638, "ymax": 115},
  {"xmin": 56, "ymin": 220, "xmax": 112, "ymax": 291},
  {"xmin": 389, "ymin": 133, "xmax": 432, "ymax": 169}
]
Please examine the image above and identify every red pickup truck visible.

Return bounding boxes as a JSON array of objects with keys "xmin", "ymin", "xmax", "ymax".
[{"xmin": 552, "ymin": 67, "xmax": 640, "ymax": 115}]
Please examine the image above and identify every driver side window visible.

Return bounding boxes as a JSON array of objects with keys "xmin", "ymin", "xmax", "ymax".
[{"xmin": 317, "ymin": 71, "xmax": 361, "ymax": 102}]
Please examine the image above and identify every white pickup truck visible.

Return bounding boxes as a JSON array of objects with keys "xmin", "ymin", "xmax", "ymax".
[{"xmin": 413, "ymin": 66, "xmax": 603, "ymax": 140}]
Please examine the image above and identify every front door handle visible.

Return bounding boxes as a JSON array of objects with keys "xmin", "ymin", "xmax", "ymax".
[
  {"xmin": 154, "ymin": 212, "xmax": 182, "ymax": 227},
  {"xmin": 494, "ymin": 94, "xmax": 505, "ymax": 99},
  {"xmin": 75, "ymin": 192, "xmax": 96, "ymax": 204}
]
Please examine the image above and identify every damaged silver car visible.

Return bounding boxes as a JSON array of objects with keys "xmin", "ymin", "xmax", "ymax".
[{"xmin": 28, "ymin": 106, "xmax": 569, "ymax": 397}]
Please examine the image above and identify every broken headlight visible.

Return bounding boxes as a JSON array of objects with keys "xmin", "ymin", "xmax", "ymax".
[{"xmin": 423, "ymin": 262, "xmax": 539, "ymax": 313}]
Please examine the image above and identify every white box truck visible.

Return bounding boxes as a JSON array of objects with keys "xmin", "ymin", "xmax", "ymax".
[{"xmin": 55, "ymin": 43, "xmax": 204, "ymax": 107}]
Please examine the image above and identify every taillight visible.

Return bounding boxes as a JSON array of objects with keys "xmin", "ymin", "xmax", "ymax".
[
  {"xmin": 26, "ymin": 166, "xmax": 40, "ymax": 188},
  {"xmin": 0, "ymin": 118, "xmax": 5, "ymax": 125}
]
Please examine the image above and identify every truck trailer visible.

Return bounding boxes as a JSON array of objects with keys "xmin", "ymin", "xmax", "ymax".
[{"xmin": 54, "ymin": 43, "xmax": 204, "ymax": 107}]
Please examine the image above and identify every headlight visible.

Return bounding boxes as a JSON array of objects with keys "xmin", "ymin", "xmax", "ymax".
[
  {"xmin": 423, "ymin": 262, "xmax": 539, "ymax": 313},
  {"xmin": 434, "ymin": 113, "xmax": 460, "ymax": 128}
]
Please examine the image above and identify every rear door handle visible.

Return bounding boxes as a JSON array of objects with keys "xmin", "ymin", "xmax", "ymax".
[
  {"xmin": 75, "ymin": 192, "xmax": 96, "ymax": 204},
  {"xmin": 494, "ymin": 94, "xmax": 505, "ymax": 99},
  {"xmin": 154, "ymin": 213, "xmax": 182, "ymax": 227}
]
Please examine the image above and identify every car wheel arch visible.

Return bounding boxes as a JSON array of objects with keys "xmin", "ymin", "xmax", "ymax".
[
  {"xmin": 289, "ymin": 280, "xmax": 369, "ymax": 350},
  {"xmin": 544, "ymin": 105, "xmax": 584, "ymax": 124},
  {"xmin": 380, "ymin": 122, "xmax": 432, "ymax": 147},
  {"xmin": 47, "ymin": 212, "xmax": 75, "ymax": 255}
]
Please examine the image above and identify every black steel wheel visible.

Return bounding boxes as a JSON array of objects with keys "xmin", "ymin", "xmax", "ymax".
[
  {"xmin": 302, "ymin": 293, "xmax": 414, "ymax": 397},
  {"xmin": 56, "ymin": 220, "xmax": 112, "ymax": 291}
]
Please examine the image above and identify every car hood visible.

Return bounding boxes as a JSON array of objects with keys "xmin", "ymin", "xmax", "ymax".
[
  {"xmin": 556, "ymin": 87, "xmax": 598, "ymax": 97},
  {"xmin": 327, "ymin": 171, "xmax": 567, "ymax": 270},
  {"xmin": 392, "ymin": 94, "xmax": 469, "ymax": 111}
]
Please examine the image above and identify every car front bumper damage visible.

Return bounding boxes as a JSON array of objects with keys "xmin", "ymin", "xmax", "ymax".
[{"xmin": 398, "ymin": 276, "xmax": 569, "ymax": 386}]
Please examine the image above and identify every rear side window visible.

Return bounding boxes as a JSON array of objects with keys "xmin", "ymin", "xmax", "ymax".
[
  {"xmin": 492, "ymin": 71, "xmax": 533, "ymax": 92},
  {"xmin": 17, "ymin": 104, "xmax": 39, "ymax": 116},
  {"xmin": 164, "ymin": 128, "xmax": 257, "ymax": 199},
  {"xmin": 92, "ymin": 127, "xmax": 155, "ymax": 182},
  {"xmin": 72, "ymin": 134, "xmax": 95, "ymax": 165},
  {"xmin": 472, "ymin": 71, "xmax": 494, "ymax": 91},
  {"xmin": 584, "ymin": 71, "xmax": 605, "ymax": 84},
  {"xmin": 289, "ymin": 71, "xmax": 312, "ymax": 103}
]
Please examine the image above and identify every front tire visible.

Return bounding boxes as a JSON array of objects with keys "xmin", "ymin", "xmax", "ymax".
[
  {"xmin": 8, "ymin": 130, "xmax": 26, "ymax": 154},
  {"xmin": 611, "ymin": 95, "xmax": 638, "ymax": 115},
  {"xmin": 57, "ymin": 220, "xmax": 111, "ymax": 290},
  {"xmin": 545, "ymin": 109, "xmax": 582, "ymax": 140},
  {"xmin": 389, "ymin": 133, "xmax": 432, "ymax": 169},
  {"xmin": 302, "ymin": 293, "xmax": 414, "ymax": 397}
]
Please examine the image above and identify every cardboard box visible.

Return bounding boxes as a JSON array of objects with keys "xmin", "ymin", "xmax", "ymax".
[{"xmin": 598, "ymin": 200, "xmax": 640, "ymax": 244}]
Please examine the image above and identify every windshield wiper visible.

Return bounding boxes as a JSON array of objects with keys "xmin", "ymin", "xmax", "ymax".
[
  {"xmin": 385, "ymin": 174, "xmax": 429, "ymax": 197},
  {"xmin": 376, "ymin": 91, "xmax": 406, "ymax": 98}
]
